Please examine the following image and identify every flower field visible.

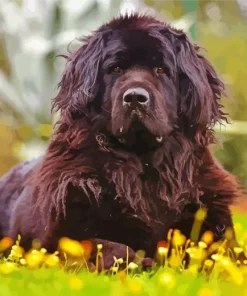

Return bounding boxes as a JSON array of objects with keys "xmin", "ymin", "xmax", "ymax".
[{"xmin": 0, "ymin": 209, "xmax": 247, "ymax": 296}]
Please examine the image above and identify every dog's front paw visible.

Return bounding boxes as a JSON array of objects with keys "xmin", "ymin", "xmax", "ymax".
[{"xmin": 88, "ymin": 238, "xmax": 136, "ymax": 270}]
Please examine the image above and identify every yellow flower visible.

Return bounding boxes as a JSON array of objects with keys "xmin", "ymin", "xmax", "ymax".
[
  {"xmin": 187, "ymin": 247, "xmax": 206, "ymax": 260},
  {"xmin": 198, "ymin": 241, "xmax": 208, "ymax": 249},
  {"xmin": 211, "ymin": 254, "xmax": 221, "ymax": 261},
  {"xmin": 158, "ymin": 247, "xmax": 168, "ymax": 256},
  {"xmin": 201, "ymin": 231, "xmax": 214, "ymax": 245},
  {"xmin": 44, "ymin": 254, "xmax": 60, "ymax": 268},
  {"xmin": 69, "ymin": 277, "xmax": 84, "ymax": 291},
  {"xmin": 40, "ymin": 248, "xmax": 47, "ymax": 254},
  {"xmin": 0, "ymin": 237, "xmax": 13, "ymax": 251},
  {"xmin": 168, "ymin": 249, "xmax": 180, "ymax": 268},
  {"xmin": 58, "ymin": 237, "xmax": 84, "ymax": 257},
  {"xmin": 218, "ymin": 256, "xmax": 244, "ymax": 285},
  {"xmin": 204, "ymin": 259, "xmax": 214, "ymax": 269},
  {"xmin": 158, "ymin": 272, "xmax": 176, "ymax": 289},
  {"xmin": 0, "ymin": 262, "xmax": 18, "ymax": 274},
  {"xmin": 172, "ymin": 230, "xmax": 186, "ymax": 246},
  {"xmin": 198, "ymin": 288, "xmax": 213, "ymax": 296},
  {"xmin": 25, "ymin": 249, "xmax": 45, "ymax": 268},
  {"xmin": 20, "ymin": 258, "xmax": 26, "ymax": 265},
  {"xmin": 127, "ymin": 279, "xmax": 143, "ymax": 294},
  {"xmin": 7, "ymin": 244, "xmax": 24, "ymax": 262},
  {"xmin": 195, "ymin": 208, "xmax": 208, "ymax": 221},
  {"xmin": 97, "ymin": 244, "xmax": 103, "ymax": 251},
  {"xmin": 233, "ymin": 247, "xmax": 243, "ymax": 255},
  {"xmin": 81, "ymin": 240, "xmax": 93, "ymax": 259}
]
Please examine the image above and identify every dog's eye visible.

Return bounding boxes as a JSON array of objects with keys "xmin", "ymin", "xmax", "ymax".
[
  {"xmin": 111, "ymin": 66, "xmax": 122, "ymax": 73},
  {"xmin": 156, "ymin": 67, "xmax": 166, "ymax": 74}
]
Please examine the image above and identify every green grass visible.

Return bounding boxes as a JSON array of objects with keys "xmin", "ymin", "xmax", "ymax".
[
  {"xmin": 233, "ymin": 211, "xmax": 247, "ymax": 229},
  {"xmin": 0, "ymin": 265, "xmax": 246, "ymax": 296},
  {"xmin": 0, "ymin": 211, "xmax": 246, "ymax": 296}
]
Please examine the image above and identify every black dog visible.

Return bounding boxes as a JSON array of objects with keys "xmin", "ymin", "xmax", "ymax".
[{"xmin": 0, "ymin": 14, "xmax": 243, "ymax": 268}]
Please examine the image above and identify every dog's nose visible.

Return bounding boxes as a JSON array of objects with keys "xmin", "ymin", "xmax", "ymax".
[{"xmin": 123, "ymin": 88, "xmax": 150, "ymax": 106}]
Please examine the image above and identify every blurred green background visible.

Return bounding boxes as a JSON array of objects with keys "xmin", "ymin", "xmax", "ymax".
[{"xmin": 0, "ymin": 0, "xmax": 246, "ymax": 196}]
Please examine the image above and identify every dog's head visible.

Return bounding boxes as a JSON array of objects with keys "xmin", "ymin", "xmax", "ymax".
[{"xmin": 53, "ymin": 14, "xmax": 226, "ymax": 152}]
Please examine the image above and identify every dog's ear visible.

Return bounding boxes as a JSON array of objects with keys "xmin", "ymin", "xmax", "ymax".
[
  {"xmin": 52, "ymin": 32, "xmax": 105, "ymax": 120},
  {"xmin": 163, "ymin": 28, "xmax": 227, "ymax": 131}
]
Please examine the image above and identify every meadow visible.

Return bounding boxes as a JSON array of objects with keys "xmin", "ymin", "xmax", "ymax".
[{"xmin": 0, "ymin": 210, "xmax": 247, "ymax": 296}]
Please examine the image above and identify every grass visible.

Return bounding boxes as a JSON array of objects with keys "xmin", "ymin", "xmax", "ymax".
[{"xmin": 0, "ymin": 210, "xmax": 247, "ymax": 296}]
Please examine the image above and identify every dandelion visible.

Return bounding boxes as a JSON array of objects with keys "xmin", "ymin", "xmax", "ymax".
[
  {"xmin": 58, "ymin": 237, "xmax": 84, "ymax": 257},
  {"xmin": 25, "ymin": 249, "xmax": 45, "ymax": 268}
]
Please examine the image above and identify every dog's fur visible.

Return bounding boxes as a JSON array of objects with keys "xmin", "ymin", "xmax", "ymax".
[{"xmin": 0, "ymin": 14, "xmax": 243, "ymax": 263}]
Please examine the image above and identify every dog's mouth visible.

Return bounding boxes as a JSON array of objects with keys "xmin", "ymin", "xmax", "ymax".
[{"xmin": 112, "ymin": 114, "xmax": 164, "ymax": 152}]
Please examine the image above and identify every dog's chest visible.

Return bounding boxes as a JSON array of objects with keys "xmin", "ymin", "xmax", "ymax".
[{"xmin": 65, "ymin": 174, "xmax": 185, "ymax": 254}]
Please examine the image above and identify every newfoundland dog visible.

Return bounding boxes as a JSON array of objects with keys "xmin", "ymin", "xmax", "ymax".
[{"xmin": 0, "ymin": 14, "xmax": 243, "ymax": 267}]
